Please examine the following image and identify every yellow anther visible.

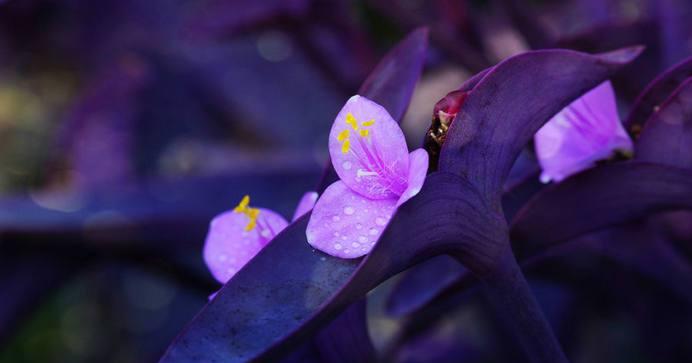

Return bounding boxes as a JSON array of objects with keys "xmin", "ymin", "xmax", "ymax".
[
  {"xmin": 341, "ymin": 139, "xmax": 351, "ymax": 154},
  {"xmin": 359, "ymin": 129, "xmax": 369, "ymax": 138},
  {"xmin": 244, "ymin": 219, "xmax": 257, "ymax": 231},
  {"xmin": 337, "ymin": 129, "xmax": 350, "ymax": 142},
  {"xmin": 233, "ymin": 195, "xmax": 250, "ymax": 213},
  {"xmin": 233, "ymin": 195, "xmax": 260, "ymax": 231},
  {"xmin": 244, "ymin": 207, "xmax": 260, "ymax": 231},
  {"xmin": 345, "ymin": 113, "xmax": 359, "ymax": 130},
  {"xmin": 361, "ymin": 119, "xmax": 375, "ymax": 127}
]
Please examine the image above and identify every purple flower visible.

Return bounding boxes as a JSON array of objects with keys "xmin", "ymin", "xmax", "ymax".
[
  {"xmin": 306, "ymin": 95, "xmax": 428, "ymax": 258},
  {"xmin": 204, "ymin": 192, "xmax": 318, "ymax": 283},
  {"xmin": 534, "ymin": 81, "xmax": 633, "ymax": 183}
]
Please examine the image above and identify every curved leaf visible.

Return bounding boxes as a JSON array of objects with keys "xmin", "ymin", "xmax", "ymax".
[
  {"xmin": 636, "ymin": 77, "xmax": 692, "ymax": 168},
  {"xmin": 510, "ymin": 162, "xmax": 692, "ymax": 259},
  {"xmin": 439, "ymin": 47, "xmax": 643, "ymax": 198},
  {"xmin": 625, "ymin": 56, "xmax": 692, "ymax": 131},
  {"xmin": 160, "ymin": 170, "xmax": 500, "ymax": 362}
]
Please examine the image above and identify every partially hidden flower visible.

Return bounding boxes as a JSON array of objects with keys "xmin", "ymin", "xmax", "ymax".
[
  {"xmin": 204, "ymin": 192, "xmax": 318, "ymax": 284},
  {"xmin": 306, "ymin": 95, "xmax": 429, "ymax": 259},
  {"xmin": 534, "ymin": 81, "xmax": 633, "ymax": 183}
]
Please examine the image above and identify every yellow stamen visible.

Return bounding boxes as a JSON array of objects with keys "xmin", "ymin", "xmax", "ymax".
[
  {"xmin": 337, "ymin": 129, "xmax": 350, "ymax": 141},
  {"xmin": 359, "ymin": 129, "xmax": 369, "ymax": 138},
  {"xmin": 245, "ymin": 219, "xmax": 257, "ymax": 231},
  {"xmin": 341, "ymin": 139, "xmax": 351, "ymax": 154},
  {"xmin": 233, "ymin": 195, "xmax": 261, "ymax": 231},
  {"xmin": 361, "ymin": 119, "xmax": 375, "ymax": 127},
  {"xmin": 345, "ymin": 113, "xmax": 359, "ymax": 130},
  {"xmin": 244, "ymin": 207, "xmax": 260, "ymax": 231},
  {"xmin": 233, "ymin": 195, "xmax": 250, "ymax": 213}
]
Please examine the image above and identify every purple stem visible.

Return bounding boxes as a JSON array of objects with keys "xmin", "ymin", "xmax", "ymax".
[{"xmin": 473, "ymin": 250, "xmax": 569, "ymax": 363}]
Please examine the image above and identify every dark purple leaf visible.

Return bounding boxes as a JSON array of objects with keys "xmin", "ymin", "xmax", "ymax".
[
  {"xmin": 636, "ymin": 77, "xmax": 692, "ymax": 168},
  {"xmin": 386, "ymin": 256, "xmax": 465, "ymax": 317},
  {"xmin": 314, "ymin": 299, "xmax": 376, "ymax": 363},
  {"xmin": 577, "ymin": 226, "xmax": 692, "ymax": 303},
  {"xmin": 386, "ymin": 169, "xmax": 542, "ymax": 317},
  {"xmin": 625, "ymin": 56, "xmax": 692, "ymax": 131},
  {"xmin": 385, "ymin": 48, "xmax": 640, "ymax": 321},
  {"xmin": 439, "ymin": 47, "xmax": 642, "ymax": 198},
  {"xmin": 510, "ymin": 162, "xmax": 692, "ymax": 259},
  {"xmin": 0, "ymin": 170, "xmax": 318, "ymax": 250}
]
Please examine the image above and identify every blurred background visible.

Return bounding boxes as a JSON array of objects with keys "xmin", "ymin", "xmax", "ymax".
[{"xmin": 0, "ymin": 0, "xmax": 690, "ymax": 362}]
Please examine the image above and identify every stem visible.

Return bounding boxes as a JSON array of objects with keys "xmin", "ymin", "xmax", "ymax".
[{"xmin": 479, "ymin": 250, "xmax": 569, "ymax": 363}]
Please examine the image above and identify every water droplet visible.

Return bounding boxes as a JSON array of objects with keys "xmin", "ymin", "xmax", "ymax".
[
  {"xmin": 375, "ymin": 217, "xmax": 387, "ymax": 226},
  {"xmin": 352, "ymin": 242, "xmax": 360, "ymax": 248},
  {"xmin": 356, "ymin": 223, "xmax": 362, "ymax": 230},
  {"xmin": 344, "ymin": 206, "xmax": 355, "ymax": 215},
  {"xmin": 342, "ymin": 161, "xmax": 352, "ymax": 170},
  {"xmin": 333, "ymin": 231, "xmax": 340, "ymax": 237},
  {"xmin": 332, "ymin": 215, "xmax": 341, "ymax": 222},
  {"xmin": 344, "ymin": 249, "xmax": 350, "ymax": 254},
  {"xmin": 369, "ymin": 228, "xmax": 378, "ymax": 235},
  {"xmin": 260, "ymin": 229, "xmax": 271, "ymax": 238},
  {"xmin": 334, "ymin": 243, "xmax": 343, "ymax": 250},
  {"xmin": 358, "ymin": 236, "xmax": 368, "ymax": 243}
]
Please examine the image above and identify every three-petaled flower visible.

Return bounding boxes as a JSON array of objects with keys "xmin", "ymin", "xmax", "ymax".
[
  {"xmin": 204, "ymin": 192, "xmax": 318, "ymax": 283},
  {"xmin": 534, "ymin": 81, "xmax": 633, "ymax": 183},
  {"xmin": 306, "ymin": 95, "xmax": 429, "ymax": 258}
]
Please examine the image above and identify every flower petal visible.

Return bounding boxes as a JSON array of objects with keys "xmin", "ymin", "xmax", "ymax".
[
  {"xmin": 397, "ymin": 148, "xmax": 429, "ymax": 206},
  {"xmin": 306, "ymin": 181, "xmax": 396, "ymax": 258},
  {"xmin": 291, "ymin": 191, "xmax": 319, "ymax": 222},
  {"xmin": 203, "ymin": 208, "xmax": 288, "ymax": 283},
  {"xmin": 329, "ymin": 95, "xmax": 410, "ymax": 199},
  {"xmin": 534, "ymin": 81, "xmax": 633, "ymax": 183}
]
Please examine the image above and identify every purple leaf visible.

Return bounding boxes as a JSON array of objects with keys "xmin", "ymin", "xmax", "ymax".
[
  {"xmin": 510, "ymin": 162, "xmax": 692, "ymax": 259},
  {"xmin": 636, "ymin": 77, "xmax": 692, "ymax": 168},
  {"xmin": 439, "ymin": 47, "xmax": 643, "ymax": 198},
  {"xmin": 385, "ymin": 255, "xmax": 465, "ymax": 317},
  {"xmin": 625, "ymin": 56, "xmax": 692, "ymax": 132},
  {"xmin": 0, "ymin": 170, "xmax": 318, "ymax": 250}
]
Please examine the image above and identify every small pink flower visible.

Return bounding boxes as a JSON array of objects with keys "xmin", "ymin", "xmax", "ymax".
[
  {"xmin": 534, "ymin": 81, "xmax": 633, "ymax": 183},
  {"xmin": 204, "ymin": 192, "xmax": 318, "ymax": 283},
  {"xmin": 306, "ymin": 95, "xmax": 429, "ymax": 258}
]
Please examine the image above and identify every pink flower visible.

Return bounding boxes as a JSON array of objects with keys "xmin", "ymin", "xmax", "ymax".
[
  {"xmin": 534, "ymin": 81, "xmax": 633, "ymax": 183},
  {"xmin": 204, "ymin": 192, "xmax": 318, "ymax": 283},
  {"xmin": 306, "ymin": 95, "xmax": 429, "ymax": 258}
]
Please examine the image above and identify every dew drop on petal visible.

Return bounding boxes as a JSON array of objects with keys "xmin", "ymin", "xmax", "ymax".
[
  {"xmin": 376, "ymin": 217, "xmax": 387, "ymax": 226},
  {"xmin": 356, "ymin": 223, "xmax": 362, "ymax": 230},
  {"xmin": 332, "ymin": 215, "xmax": 341, "ymax": 222},
  {"xmin": 260, "ymin": 229, "xmax": 271, "ymax": 238},
  {"xmin": 369, "ymin": 228, "xmax": 378, "ymax": 235},
  {"xmin": 334, "ymin": 243, "xmax": 343, "ymax": 250},
  {"xmin": 342, "ymin": 161, "xmax": 352, "ymax": 170},
  {"xmin": 358, "ymin": 236, "xmax": 368, "ymax": 243},
  {"xmin": 352, "ymin": 242, "xmax": 360, "ymax": 248},
  {"xmin": 344, "ymin": 206, "xmax": 355, "ymax": 215}
]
